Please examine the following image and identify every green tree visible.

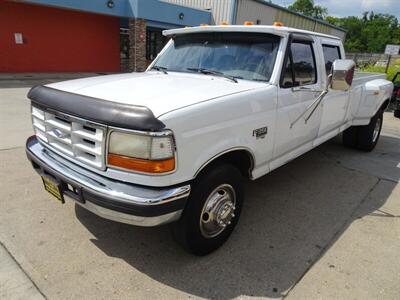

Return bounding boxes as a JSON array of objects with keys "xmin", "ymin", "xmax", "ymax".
[
  {"xmin": 288, "ymin": 0, "xmax": 328, "ymax": 19},
  {"xmin": 326, "ymin": 12, "xmax": 400, "ymax": 53},
  {"xmin": 362, "ymin": 13, "xmax": 394, "ymax": 52}
]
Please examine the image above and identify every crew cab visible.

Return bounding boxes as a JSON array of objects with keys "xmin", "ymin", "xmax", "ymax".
[{"xmin": 26, "ymin": 25, "xmax": 393, "ymax": 255}]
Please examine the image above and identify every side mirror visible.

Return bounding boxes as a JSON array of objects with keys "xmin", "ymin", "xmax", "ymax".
[{"xmin": 330, "ymin": 59, "xmax": 356, "ymax": 91}]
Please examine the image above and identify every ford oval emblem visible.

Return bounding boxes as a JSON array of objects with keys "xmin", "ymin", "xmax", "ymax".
[{"xmin": 52, "ymin": 128, "xmax": 68, "ymax": 139}]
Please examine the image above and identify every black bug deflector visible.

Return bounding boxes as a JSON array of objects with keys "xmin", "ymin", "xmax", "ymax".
[{"xmin": 28, "ymin": 85, "xmax": 165, "ymax": 131}]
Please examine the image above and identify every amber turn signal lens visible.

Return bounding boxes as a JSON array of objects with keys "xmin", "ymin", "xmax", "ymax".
[
  {"xmin": 273, "ymin": 21, "xmax": 284, "ymax": 27},
  {"xmin": 108, "ymin": 153, "xmax": 175, "ymax": 173}
]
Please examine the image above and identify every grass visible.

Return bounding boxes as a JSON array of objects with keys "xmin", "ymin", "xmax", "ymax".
[{"xmin": 359, "ymin": 64, "xmax": 400, "ymax": 80}]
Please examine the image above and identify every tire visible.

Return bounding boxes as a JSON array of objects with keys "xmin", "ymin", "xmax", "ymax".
[
  {"xmin": 356, "ymin": 110, "xmax": 383, "ymax": 151},
  {"xmin": 395, "ymin": 109, "xmax": 400, "ymax": 118},
  {"xmin": 171, "ymin": 163, "xmax": 244, "ymax": 256},
  {"xmin": 342, "ymin": 126, "xmax": 359, "ymax": 148},
  {"xmin": 342, "ymin": 110, "xmax": 383, "ymax": 151}
]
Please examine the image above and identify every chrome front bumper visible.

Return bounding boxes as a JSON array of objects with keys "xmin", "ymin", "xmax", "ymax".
[{"xmin": 26, "ymin": 136, "xmax": 191, "ymax": 227}]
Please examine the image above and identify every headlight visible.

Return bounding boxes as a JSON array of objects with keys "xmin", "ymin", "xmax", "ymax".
[{"xmin": 107, "ymin": 131, "xmax": 175, "ymax": 174}]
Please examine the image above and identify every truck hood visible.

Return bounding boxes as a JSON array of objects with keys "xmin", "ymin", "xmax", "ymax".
[{"xmin": 47, "ymin": 72, "xmax": 265, "ymax": 117}]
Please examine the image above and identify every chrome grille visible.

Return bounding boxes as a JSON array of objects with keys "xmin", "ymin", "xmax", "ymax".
[{"xmin": 31, "ymin": 106, "xmax": 106, "ymax": 169}]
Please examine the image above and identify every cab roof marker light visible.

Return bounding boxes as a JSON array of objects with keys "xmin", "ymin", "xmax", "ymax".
[
  {"xmin": 244, "ymin": 21, "xmax": 254, "ymax": 26},
  {"xmin": 273, "ymin": 21, "xmax": 284, "ymax": 27}
]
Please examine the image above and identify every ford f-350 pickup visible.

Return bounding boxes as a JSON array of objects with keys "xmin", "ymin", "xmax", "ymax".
[{"xmin": 26, "ymin": 25, "xmax": 393, "ymax": 255}]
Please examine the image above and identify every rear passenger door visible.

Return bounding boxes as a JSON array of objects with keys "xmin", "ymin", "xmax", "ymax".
[
  {"xmin": 317, "ymin": 40, "xmax": 349, "ymax": 139},
  {"xmin": 272, "ymin": 35, "xmax": 323, "ymax": 168}
]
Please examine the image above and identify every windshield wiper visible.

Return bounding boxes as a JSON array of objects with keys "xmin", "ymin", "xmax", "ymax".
[
  {"xmin": 187, "ymin": 68, "xmax": 238, "ymax": 83},
  {"xmin": 151, "ymin": 66, "xmax": 168, "ymax": 74}
]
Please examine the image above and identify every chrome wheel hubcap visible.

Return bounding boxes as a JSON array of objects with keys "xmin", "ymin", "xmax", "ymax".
[
  {"xmin": 200, "ymin": 184, "xmax": 236, "ymax": 238},
  {"xmin": 373, "ymin": 117, "xmax": 381, "ymax": 143}
]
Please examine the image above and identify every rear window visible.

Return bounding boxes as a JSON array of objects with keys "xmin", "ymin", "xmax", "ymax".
[{"xmin": 322, "ymin": 45, "xmax": 341, "ymax": 75}]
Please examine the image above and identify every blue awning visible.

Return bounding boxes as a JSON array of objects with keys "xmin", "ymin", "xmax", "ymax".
[{"xmin": 18, "ymin": 0, "xmax": 211, "ymax": 26}]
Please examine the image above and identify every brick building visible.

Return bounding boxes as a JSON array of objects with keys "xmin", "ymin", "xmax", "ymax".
[{"xmin": 0, "ymin": 0, "xmax": 211, "ymax": 72}]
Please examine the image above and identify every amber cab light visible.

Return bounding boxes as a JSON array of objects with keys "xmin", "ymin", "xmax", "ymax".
[
  {"xmin": 273, "ymin": 21, "xmax": 284, "ymax": 27},
  {"xmin": 244, "ymin": 21, "xmax": 254, "ymax": 26},
  {"xmin": 108, "ymin": 154, "xmax": 175, "ymax": 174}
]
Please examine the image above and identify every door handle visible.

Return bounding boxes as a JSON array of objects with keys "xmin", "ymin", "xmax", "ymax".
[{"xmin": 291, "ymin": 86, "xmax": 323, "ymax": 93}]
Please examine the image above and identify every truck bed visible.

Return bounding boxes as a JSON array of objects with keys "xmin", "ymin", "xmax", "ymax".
[
  {"xmin": 353, "ymin": 72, "xmax": 386, "ymax": 85},
  {"xmin": 350, "ymin": 72, "xmax": 392, "ymax": 124}
]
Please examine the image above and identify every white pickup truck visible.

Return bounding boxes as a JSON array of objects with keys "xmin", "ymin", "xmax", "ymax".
[{"xmin": 26, "ymin": 25, "xmax": 393, "ymax": 255}]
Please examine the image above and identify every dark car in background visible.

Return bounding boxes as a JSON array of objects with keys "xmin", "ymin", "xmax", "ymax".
[{"xmin": 392, "ymin": 72, "xmax": 400, "ymax": 118}]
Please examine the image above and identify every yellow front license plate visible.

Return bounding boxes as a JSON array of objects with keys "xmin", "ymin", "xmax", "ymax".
[{"xmin": 41, "ymin": 176, "xmax": 64, "ymax": 203}]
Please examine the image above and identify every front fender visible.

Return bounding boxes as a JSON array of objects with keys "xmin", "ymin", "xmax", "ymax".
[{"xmin": 161, "ymin": 85, "xmax": 278, "ymax": 183}]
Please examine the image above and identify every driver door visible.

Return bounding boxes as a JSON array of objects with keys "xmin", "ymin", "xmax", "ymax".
[{"xmin": 271, "ymin": 35, "xmax": 323, "ymax": 169}]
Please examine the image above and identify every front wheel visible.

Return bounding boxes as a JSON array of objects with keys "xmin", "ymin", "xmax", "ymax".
[{"xmin": 171, "ymin": 163, "xmax": 244, "ymax": 256}]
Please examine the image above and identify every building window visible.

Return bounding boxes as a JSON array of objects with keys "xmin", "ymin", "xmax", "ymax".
[
  {"xmin": 146, "ymin": 28, "xmax": 168, "ymax": 61},
  {"xmin": 120, "ymin": 28, "xmax": 130, "ymax": 59}
]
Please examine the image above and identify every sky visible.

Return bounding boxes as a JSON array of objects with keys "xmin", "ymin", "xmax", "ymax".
[{"xmin": 272, "ymin": 0, "xmax": 400, "ymax": 19}]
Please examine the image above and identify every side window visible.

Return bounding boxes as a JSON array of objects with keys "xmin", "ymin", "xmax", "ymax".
[
  {"xmin": 291, "ymin": 42, "xmax": 317, "ymax": 86},
  {"xmin": 280, "ymin": 40, "xmax": 317, "ymax": 88},
  {"xmin": 322, "ymin": 45, "xmax": 341, "ymax": 75}
]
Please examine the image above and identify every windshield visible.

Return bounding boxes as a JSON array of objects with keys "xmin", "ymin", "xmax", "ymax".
[{"xmin": 152, "ymin": 32, "xmax": 280, "ymax": 82}]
